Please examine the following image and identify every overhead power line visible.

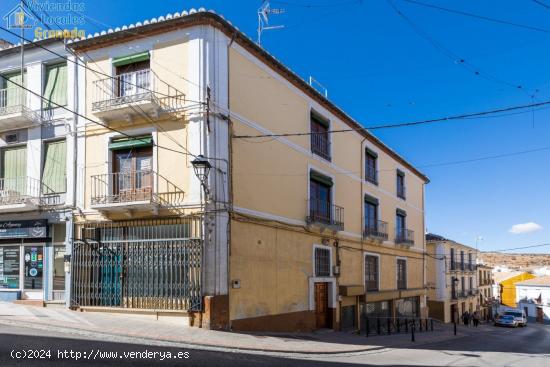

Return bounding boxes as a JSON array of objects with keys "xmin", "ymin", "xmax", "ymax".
[
  {"xmin": 232, "ymin": 99, "xmax": 550, "ymax": 139},
  {"xmin": 400, "ymin": 0, "xmax": 550, "ymax": 34},
  {"xmin": 272, "ymin": 0, "xmax": 362, "ymax": 8},
  {"xmin": 532, "ymin": 0, "xmax": 550, "ymax": 10},
  {"xmin": 0, "ymin": 24, "xmax": 205, "ymax": 106},
  {"xmin": 387, "ymin": 0, "xmax": 531, "ymax": 94}
]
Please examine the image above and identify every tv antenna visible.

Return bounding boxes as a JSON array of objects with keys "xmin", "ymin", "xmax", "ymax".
[{"xmin": 257, "ymin": 0, "xmax": 285, "ymax": 46}]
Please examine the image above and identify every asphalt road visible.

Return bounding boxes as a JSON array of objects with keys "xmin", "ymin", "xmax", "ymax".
[{"xmin": 0, "ymin": 322, "xmax": 549, "ymax": 366}]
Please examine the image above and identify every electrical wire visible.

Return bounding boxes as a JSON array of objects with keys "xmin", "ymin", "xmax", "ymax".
[
  {"xmin": 400, "ymin": 0, "xmax": 550, "ymax": 34},
  {"xmin": 532, "ymin": 0, "xmax": 550, "ymax": 10},
  {"xmin": 387, "ymin": 0, "xmax": 532, "ymax": 95},
  {"xmin": 272, "ymin": 0, "xmax": 363, "ymax": 8},
  {"xmin": 232, "ymin": 99, "xmax": 550, "ymax": 138},
  {"xmin": 0, "ymin": 24, "xmax": 205, "ymax": 106}
]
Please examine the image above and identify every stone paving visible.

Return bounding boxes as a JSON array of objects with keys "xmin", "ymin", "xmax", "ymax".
[{"xmin": 0, "ymin": 302, "xmax": 488, "ymax": 354}]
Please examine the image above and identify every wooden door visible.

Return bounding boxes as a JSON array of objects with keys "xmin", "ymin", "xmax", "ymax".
[
  {"xmin": 536, "ymin": 307, "xmax": 543, "ymax": 323},
  {"xmin": 314, "ymin": 282, "xmax": 329, "ymax": 329}
]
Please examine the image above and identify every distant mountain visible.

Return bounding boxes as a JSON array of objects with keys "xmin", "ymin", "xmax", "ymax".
[{"xmin": 479, "ymin": 252, "xmax": 550, "ymax": 270}]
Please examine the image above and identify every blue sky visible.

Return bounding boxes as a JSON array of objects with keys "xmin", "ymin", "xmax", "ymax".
[{"xmin": 2, "ymin": 0, "xmax": 549, "ymax": 253}]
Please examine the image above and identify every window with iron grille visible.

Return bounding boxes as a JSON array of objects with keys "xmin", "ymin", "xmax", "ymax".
[
  {"xmin": 365, "ymin": 149, "xmax": 377, "ymax": 184},
  {"xmin": 310, "ymin": 112, "xmax": 331, "ymax": 161},
  {"xmin": 314, "ymin": 247, "xmax": 331, "ymax": 277},
  {"xmin": 460, "ymin": 251, "xmax": 465, "ymax": 270},
  {"xmin": 365, "ymin": 255, "xmax": 379, "ymax": 291},
  {"xmin": 450, "ymin": 248, "xmax": 455, "ymax": 270},
  {"xmin": 397, "ymin": 258, "xmax": 407, "ymax": 290}
]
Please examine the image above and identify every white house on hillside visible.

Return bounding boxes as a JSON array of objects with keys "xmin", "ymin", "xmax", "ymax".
[{"xmin": 516, "ymin": 276, "xmax": 550, "ymax": 325}]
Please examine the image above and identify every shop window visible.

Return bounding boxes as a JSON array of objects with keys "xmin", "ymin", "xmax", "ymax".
[
  {"xmin": 0, "ymin": 246, "xmax": 20, "ymax": 289},
  {"xmin": 24, "ymin": 246, "xmax": 43, "ymax": 290}
]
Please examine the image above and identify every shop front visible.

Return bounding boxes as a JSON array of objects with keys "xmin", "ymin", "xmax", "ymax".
[{"xmin": 0, "ymin": 219, "xmax": 66, "ymax": 302}]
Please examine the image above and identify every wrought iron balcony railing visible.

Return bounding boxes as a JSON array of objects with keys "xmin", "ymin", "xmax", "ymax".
[
  {"xmin": 306, "ymin": 198, "xmax": 344, "ymax": 230},
  {"xmin": 310, "ymin": 134, "xmax": 331, "ymax": 161},
  {"xmin": 0, "ymin": 176, "xmax": 60, "ymax": 207},
  {"xmin": 91, "ymin": 69, "xmax": 186, "ymax": 114},
  {"xmin": 363, "ymin": 220, "xmax": 388, "ymax": 240},
  {"xmin": 395, "ymin": 228, "xmax": 414, "ymax": 245},
  {"xmin": 90, "ymin": 170, "xmax": 185, "ymax": 209},
  {"xmin": 0, "ymin": 88, "xmax": 41, "ymax": 129}
]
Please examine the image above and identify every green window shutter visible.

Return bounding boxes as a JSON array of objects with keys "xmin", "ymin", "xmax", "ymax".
[
  {"xmin": 42, "ymin": 140, "xmax": 67, "ymax": 193},
  {"xmin": 364, "ymin": 194, "xmax": 379, "ymax": 205},
  {"xmin": 109, "ymin": 136, "xmax": 153, "ymax": 150},
  {"xmin": 112, "ymin": 52, "xmax": 150, "ymax": 67},
  {"xmin": 4, "ymin": 72, "xmax": 26, "ymax": 107},
  {"xmin": 310, "ymin": 170, "xmax": 333, "ymax": 186},
  {"xmin": 43, "ymin": 63, "xmax": 68, "ymax": 109},
  {"xmin": 2, "ymin": 146, "xmax": 27, "ymax": 193}
]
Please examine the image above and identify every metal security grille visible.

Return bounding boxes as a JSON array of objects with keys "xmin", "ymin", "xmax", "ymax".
[
  {"xmin": 314, "ymin": 247, "xmax": 330, "ymax": 277},
  {"xmin": 71, "ymin": 217, "xmax": 203, "ymax": 311}
]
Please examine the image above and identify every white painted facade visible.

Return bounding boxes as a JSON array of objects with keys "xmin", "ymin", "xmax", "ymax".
[
  {"xmin": 0, "ymin": 40, "xmax": 79, "ymax": 304},
  {"xmin": 516, "ymin": 283, "xmax": 550, "ymax": 324}
]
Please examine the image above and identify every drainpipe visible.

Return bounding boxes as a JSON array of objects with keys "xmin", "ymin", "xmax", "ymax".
[{"xmin": 360, "ymin": 136, "xmax": 366, "ymax": 330}]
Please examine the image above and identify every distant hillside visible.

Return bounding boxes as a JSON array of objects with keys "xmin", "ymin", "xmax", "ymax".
[{"xmin": 479, "ymin": 252, "xmax": 550, "ymax": 270}]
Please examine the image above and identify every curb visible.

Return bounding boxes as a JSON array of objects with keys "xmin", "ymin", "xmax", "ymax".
[{"xmin": 0, "ymin": 317, "xmax": 473, "ymax": 357}]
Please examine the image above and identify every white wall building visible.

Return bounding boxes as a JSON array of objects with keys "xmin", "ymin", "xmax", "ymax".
[
  {"xmin": 0, "ymin": 39, "xmax": 80, "ymax": 305},
  {"xmin": 515, "ymin": 276, "xmax": 550, "ymax": 325}
]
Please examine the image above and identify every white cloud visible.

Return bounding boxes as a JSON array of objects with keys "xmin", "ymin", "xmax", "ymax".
[{"xmin": 509, "ymin": 222, "xmax": 543, "ymax": 234}]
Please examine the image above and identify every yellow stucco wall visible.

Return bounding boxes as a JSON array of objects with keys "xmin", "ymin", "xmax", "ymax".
[{"xmin": 500, "ymin": 273, "xmax": 536, "ymax": 308}]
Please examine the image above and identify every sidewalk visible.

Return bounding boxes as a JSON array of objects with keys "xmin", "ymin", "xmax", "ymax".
[{"xmin": 0, "ymin": 302, "xmax": 489, "ymax": 355}]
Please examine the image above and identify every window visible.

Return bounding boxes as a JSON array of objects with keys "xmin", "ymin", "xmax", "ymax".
[
  {"xmin": 43, "ymin": 62, "xmax": 68, "ymax": 109},
  {"xmin": 450, "ymin": 248, "xmax": 456, "ymax": 270},
  {"xmin": 451, "ymin": 277, "xmax": 457, "ymax": 299},
  {"xmin": 1, "ymin": 145, "xmax": 27, "ymax": 195},
  {"xmin": 114, "ymin": 54, "xmax": 151, "ymax": 98},
  {"xmin": 365, "ymin": 148, "xmax": 377, "ymax": 184},
  {"xmin": 468, "ymin": 253, "xmax": 473, "ymax": 270},
  {"xmin": 110, "ymin": 136, "xmax": 153, "ymax": 202},
  {"xmin": 0, "ymin": 246, "xmax": 20, "ymax": 289},
  {"xmin": 310, "ymin": 112, "xmax": 330, "ymax": 161},
  {"xmin": 24, "ymin": 246, "xmax": 43, "ymax": 290},
  {"xmin": 396, "ymin": 170, "xmax": 406, "ymax": 199},
  {"xmin": 469, "ymin": 277, "xmax": 473, "ymax": 293},
  {"xmin": 460, "ymin": 251, "xmax": 465, "ymax": 270},
  {"xmin": 309, "ymin": 171, "xmax": 333, "ymax": 224},
  {"xmin": 397, "ymin": 258, "xmax": 407, "ymax": 290},
  {"xmin": 1, "ymin": 71, "xmax": 26, "ymax": 108},
  {"xmin": 461, "ymin": 276, "xmax": 465, "ymax": 292},
  {"xmin": 42, "ymin": 140, "xmax": 67, "ymax": 193},
  {"xmin": 395, "ymin": 210, "xmax": 406, "ymax": 239},
  {"xmin": 314, "ymin": 247, "xmax": 331, "ymax": 277},
  {"xmin": 365, "ymin": 255, "xmax": 379, "ymax": 291}
]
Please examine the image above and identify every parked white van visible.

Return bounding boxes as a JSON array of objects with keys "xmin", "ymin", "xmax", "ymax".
[{"xmin": 504, "ymin": 309, "xmax": 527, "ymax": 327}]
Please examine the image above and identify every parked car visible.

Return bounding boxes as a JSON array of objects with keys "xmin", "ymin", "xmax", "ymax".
[
  {"xmin": 504, "ymin": 310, "xmax": 527, "ymax": 327},
  {"xmin": 494, "ymin": 315, "xmax": 518, "ymax": 328}
]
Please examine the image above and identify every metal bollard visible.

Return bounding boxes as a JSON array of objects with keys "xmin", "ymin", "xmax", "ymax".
[
  {"xmin": 431, "ymin": 318, "xmax": 434, "ymax": 332},
  {"xmin": 377, "ymin": 318, "xmax": 381, "ymax": 335},
  {"xmin": 397, "ymin": 318, "xmax": 400, "ymax": 333},
  {"xmin": 454, "ymin": 320, "xmax": 457, "ymax": 335},
  {"xmin": 387, "ymin": 318, "xmax": 391, "ymax": 335},
  {"xmin": 419, "ymin": 318, "xmax": 422, "ymax": 332},
  {"xmin": 411, "ymin": 321, "xmax": 415, "ymax": 342},
  {"xmin": 366, "ymin": 317, "xmax": 369, "ymax": 337},
  {"xmin": 405, "ymin": 318, "xmax": 408, "ymax": 333}
]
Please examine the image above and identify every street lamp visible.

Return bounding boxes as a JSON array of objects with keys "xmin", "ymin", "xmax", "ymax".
[{"xmin": 191, "ymin": 155, "xmax": 212, "ymax": 197}]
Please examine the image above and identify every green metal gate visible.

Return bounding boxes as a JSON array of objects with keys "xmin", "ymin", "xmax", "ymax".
[{"xmin": 71, "ymin": 217, "xmax": 203, "ymax": 311}]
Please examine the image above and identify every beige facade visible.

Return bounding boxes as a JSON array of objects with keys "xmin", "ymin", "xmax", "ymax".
[
  {"xmin": 477, "ymin": 264, "xmax": 494, "ymax": 320},
  {"xmin": 67, "ymin": 10, "xmax": 429, "ymax": 331},
  {"xmin": 426, "ymin": 234, "xmax": 480, "ymax": 323}
]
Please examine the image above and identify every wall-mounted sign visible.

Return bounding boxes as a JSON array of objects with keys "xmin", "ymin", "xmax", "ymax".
[{"xmin": 0, "ymin": 220, "xmax": 47, "ymax": 239}]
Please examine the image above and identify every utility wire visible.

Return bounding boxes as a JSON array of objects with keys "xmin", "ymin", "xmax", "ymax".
[
  {"xmin": 387, "ymin": 0, "xmax": 531, "ymax": 94},
  {"xmin": 273, "ymin": 0, "xmax": 363, "ymax": 8},
  {"xmin": 532, "ymin": 0, "xmax": 550, "ymax": 10},
  {"xmin": 232, "ymin": 99, "xmax": 550, "ymax": 138},
  {"xmin": 0, "ymin": 23, "xmax": 205, "ymax": 106},
  {"xmin": 400, "ymin": 0, "xmax": 550, "ymax": 34}
]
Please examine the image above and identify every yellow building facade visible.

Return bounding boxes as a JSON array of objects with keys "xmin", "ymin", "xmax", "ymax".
[
  {"xmin": 67, "ymin": 10, "xmax": 429, "ymax": 331},
  {"xmin": 426, "ymin": 234, "xmax": 480, "ymax": 323},
  {"xmin": 497, "ymin": 272, "xmax": 537, "ymax": 308}
]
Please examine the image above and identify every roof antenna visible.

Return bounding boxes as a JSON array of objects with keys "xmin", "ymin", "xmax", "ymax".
[{"xmin": 257, "ymin": 0, "xmax": 285, "ymax": 46}]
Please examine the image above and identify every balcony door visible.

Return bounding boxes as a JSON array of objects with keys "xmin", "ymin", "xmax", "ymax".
[
  {"xmin": 0, "ymin": 146, "xmax": 27, "ymax": 201},
  {"xmin": 310, "ymin": 177, "xmax": 331, "ymax": 223},
  {"xmin": 116, "ymin": 60, "xmax": 150, "ymax": 98},
  {"xmin": 113, "ymin": 147, "xmax": 152, "ymax": 203}
]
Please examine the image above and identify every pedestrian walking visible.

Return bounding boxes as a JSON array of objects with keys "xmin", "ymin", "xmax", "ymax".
[
  {"xmin": 462, "ymin": 311, "xmax": 470, "ymax": 326},
  {"xmin": 473, "ymin": 311, "xmax": 479, "ymax": 327}
]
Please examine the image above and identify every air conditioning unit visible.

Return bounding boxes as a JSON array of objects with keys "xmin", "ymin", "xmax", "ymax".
[{"xmin": 5, "ymin": 133, "xmax": 18, "ymax": 144}]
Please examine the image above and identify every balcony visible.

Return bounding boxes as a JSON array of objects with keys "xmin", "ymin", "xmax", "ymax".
[
  {"xmin": 90, "ymin": 170, "xmax": 185, "ymax": 214},
  {"xmin": 395, "ymin": 228, "xmax": 414, "ymax": 246},
  {"xmin": 91, "ymin": 69, "xmax": 185, "ymax": 122},
  {"xmin": 0, "ymin": 177, "xmax": 60, "ymax": 212},
  {"xmin": 306, "ymin": 198, "xmax": 344, "ymax": 231},
  {"xmin": 363, "ymin": 220, "xmax": 388, "ymax": 241},
  {"xmin": 0, "ymin": 88, "xmax": 41, "ymax": 131}
]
